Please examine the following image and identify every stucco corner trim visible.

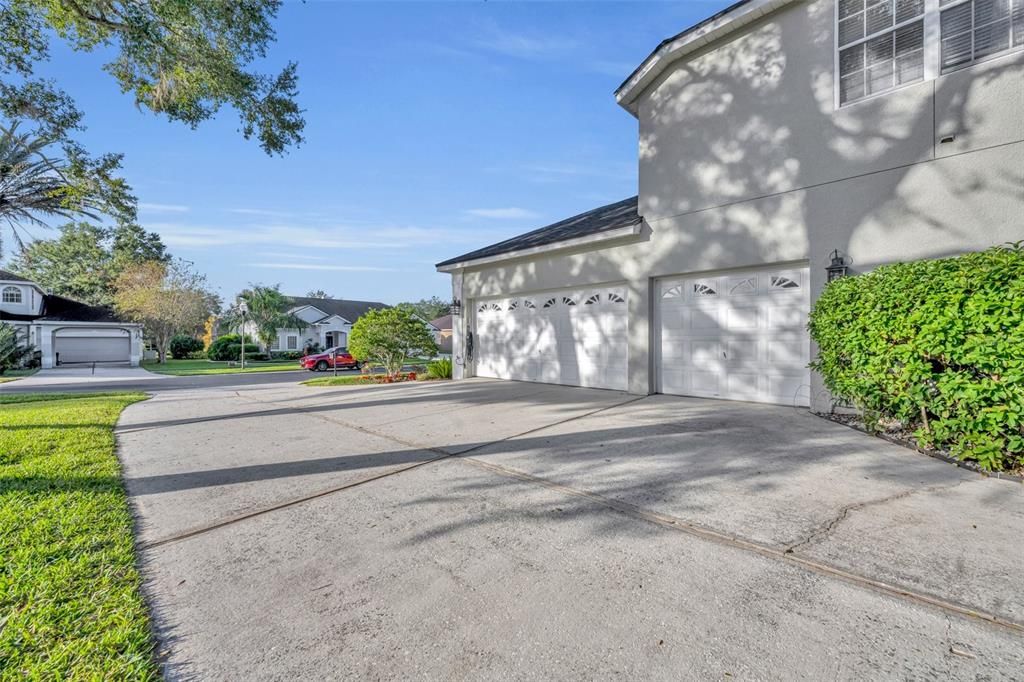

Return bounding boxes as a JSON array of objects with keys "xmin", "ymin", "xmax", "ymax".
[
  {"xmin": 435, "ymin": 222, "xmax": 644, "ymax": 273},
  {"xmin": 614, "ymin": 0, "xmax": 797, "ymax": 116}
]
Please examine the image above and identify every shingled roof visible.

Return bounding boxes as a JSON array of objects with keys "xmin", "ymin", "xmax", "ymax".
[
  {"xmin": 0, "ymin": 268, "xmax": 34, "ymax": 283},
  {"xmin": 287, "ymin": 296, "xmax": 388, "ymax": 323},
  {"xmin": 436, "ymin": 196, "xmax": 641, "ymax": 268},
  {"xmin": 36, "ymin": 295, "xmax": 126, "ymax": 323}
]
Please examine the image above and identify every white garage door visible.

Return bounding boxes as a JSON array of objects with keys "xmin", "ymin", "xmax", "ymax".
[
  {"xmin": 657, "ymin": 266, "xmax": 810, "ymax": 406},
  {"xmin": 55, "ymin": 335, "xmax": 130, "ymax": 364},
  {"xmin": 475, "ymin": 287, "xmax": 628, "ymax": 391}
]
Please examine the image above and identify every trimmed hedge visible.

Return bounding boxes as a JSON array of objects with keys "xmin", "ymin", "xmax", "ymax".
[
  {"xmin": 809, "ymin": 243, "xmax": 1024, "ymax": 471},
  {"xmin": 207, "ymin": 333, "xmax": 256, "ymax": 361},
  {"xmin": 169, "ymin": 334, "xmax": 204, "ymax": 359}
]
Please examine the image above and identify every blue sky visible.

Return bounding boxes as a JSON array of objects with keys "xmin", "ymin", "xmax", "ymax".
[{"xmin": 24, "ymin": 1, "xmax": 731, "ymax": 305}]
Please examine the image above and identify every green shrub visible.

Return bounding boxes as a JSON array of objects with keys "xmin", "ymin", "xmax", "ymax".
[
  {"xmin": 272, "ymin": 351, "xmax": 304, "ymax": 360},
  {"xmin": 809, "ymin": 243, "xmax": 1024, "ymax": 471},
  {"xmin": 0, "ymin": 322, "xmax": 34, "ymax": 374},
  {"xmin": 169, "ymin": 334, "xmax": 204, "ymax": 359},
  {"xmin": 427, "ymin": 357, "xmax": 452, "ymax": 379},
  {"xmin": 207, "ymin": 333, "xmax": 256, "ymax": 361}
]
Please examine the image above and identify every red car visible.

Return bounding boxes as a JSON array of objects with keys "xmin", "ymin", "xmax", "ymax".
[{"xmin": 300, "ymin": 347, "xmax": 362, "ymax": 371}]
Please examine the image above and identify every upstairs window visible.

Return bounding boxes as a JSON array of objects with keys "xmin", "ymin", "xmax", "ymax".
[
  {"xmin": 941, "ymin": 0, "xmax": 1024, "ymax": 70},
  {"xmin": 838, "ymin": 0, "xmax": 926, "ymax": 104},
  {"xmin": 2, "ymin": 286, "xmax": 22, "ymax": 304}
]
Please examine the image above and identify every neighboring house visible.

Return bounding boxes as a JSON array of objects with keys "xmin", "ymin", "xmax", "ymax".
[
  {"xmin": 429, "ymin": 314, "xmax": 453, "ymax": 355},
  {"xmin": 268, "ymin": 296, "xmax": 388, "ymax": 352},
  {"xmin": 437, "ymin": 0, "xmax": 1023, "ymax": 411},
  {"xmin": 0, "ymin": 269, "xmax": 143, "ymax": 368}
]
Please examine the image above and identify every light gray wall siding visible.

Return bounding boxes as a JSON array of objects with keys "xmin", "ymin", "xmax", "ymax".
[{"xmin": 456, "ymin": 0, "xmax": 1024, "ymax": 406}]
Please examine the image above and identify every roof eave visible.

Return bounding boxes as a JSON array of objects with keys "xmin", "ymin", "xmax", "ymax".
[
  {"xmin": 614, "ymin": 0, "xmax": 796, "ymax": 117},
  {"xmin": 436, "ymin": 221, "xmax": 643, "ymax": 273}
]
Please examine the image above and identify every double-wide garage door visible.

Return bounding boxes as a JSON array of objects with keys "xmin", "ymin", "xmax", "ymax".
[
  {"xmin": 55, "ymin": 334, "xmax": 131, "ymax": 364},
  {"xmin": 658, "ymin": 266, "xmax": 811, "ymax": 406},
  {"xmin": 475, "ymin": 286, "xmax": 628, "ymax": 391}
]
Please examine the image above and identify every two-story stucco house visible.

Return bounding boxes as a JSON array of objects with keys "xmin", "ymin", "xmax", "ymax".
[
  {"xmin": 266, "ymin": 296, "xmax": 388, "ymax": 353},
  {"xmin": 0, "ymin": 269, "xmax": 144, "ymax": 367},
  {"xmin": 437, "ymin": 0, "xmax": 1024, "ymax": 411}
]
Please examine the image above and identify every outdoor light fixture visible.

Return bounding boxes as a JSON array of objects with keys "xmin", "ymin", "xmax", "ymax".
[
  {"xmin": 450, "ymin": 298, "xmax": 463, "ymax": 316},
  {"xmin": 826, "ymin": 249, "xmax": 849, "ymax": 282}
]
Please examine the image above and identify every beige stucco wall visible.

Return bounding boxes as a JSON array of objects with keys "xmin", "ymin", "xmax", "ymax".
[{"xmin": 451, "ymin": 0, "xmax": 1024, "ymax": 406}]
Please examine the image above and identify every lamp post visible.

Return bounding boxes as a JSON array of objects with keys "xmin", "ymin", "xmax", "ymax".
[{"xmin": 238, "ymin": 300, "xmax": 249, "ymax": 370}]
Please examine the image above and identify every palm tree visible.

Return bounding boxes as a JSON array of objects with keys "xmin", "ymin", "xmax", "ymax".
[
  {"xmin": 0, "ymin": 123, "xmax": 101, "ymax": 256},
  {"xmin": 223, "ymin": 285, "xmax": 307, "ymax": 355}
]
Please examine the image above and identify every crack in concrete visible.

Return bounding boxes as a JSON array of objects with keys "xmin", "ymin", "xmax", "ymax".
[{"xmin": 784, "ymin": 478, "xmax": 972, "ymax": 555}]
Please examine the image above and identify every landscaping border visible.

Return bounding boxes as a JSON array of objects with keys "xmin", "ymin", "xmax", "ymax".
[{"xmin": 816, "ymin": 412, "xmax": 1024, "ymax": 484}]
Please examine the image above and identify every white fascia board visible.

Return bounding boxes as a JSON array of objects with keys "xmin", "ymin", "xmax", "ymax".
[
  {"xmin": 614, "ymin": 0, "xmax": 795, "ymax": 116},
  {"xmin": 436, "ymin": 222, "xmax": 643, "ymax": 273},
  {"xmin": 38, "ymin": 320, "xmax": 141, "ymax": 327},
  {"xmin": 315, "ymin": 314, "xmax": 351, "ymax": 325},
  {"xmin": 288, "ymin": 304, "xmax": 329, "ymax": 318}
]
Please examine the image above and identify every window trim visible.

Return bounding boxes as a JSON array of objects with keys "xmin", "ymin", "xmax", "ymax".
[
  {"xmin": 835, "ymin": 0, "xmax": 930, "ymax": 107},
  {"xmin": 938, "ymin": 0, "xmax": 1024, "ymax": 73},
  {"xmin": 836, "ymin": 0, "xmax": 1023, "ymax": 107},
  {"xmin": 1, "ymin": 286, "xmax": 22, "ymax": 304}
]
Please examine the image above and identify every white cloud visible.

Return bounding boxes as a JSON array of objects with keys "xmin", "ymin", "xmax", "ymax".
[
  {"xmin": 139, "ymin": 202, "xmax": 189, "ymax": 213},
  {"xmin": 150, "ymin": 221, "xmax": 497, "ymax": 251},
  {"xmin": 473, "ymin": 26, "xmax": 579, "ymax": 60},
  {"xmin": 246, "ymin": 263, "xmax": 398, "ymax": 272},
  {"xmin": 464, "ymin": 207, "xmax": 541, "ymax": 220}
]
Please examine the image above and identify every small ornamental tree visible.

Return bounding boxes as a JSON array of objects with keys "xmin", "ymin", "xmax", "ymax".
[
  {"xmin": 113, "ymin": 260, "xmax": 217, "ymax": 363},
  {"xmin": 348, "ymin": 306, "xmax": 438, "ymax": 379}
]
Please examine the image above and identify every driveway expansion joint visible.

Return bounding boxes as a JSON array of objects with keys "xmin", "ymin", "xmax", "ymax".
[
  {"xmin": 140, "ymin": 390, "xmax": 647, "ymax": 549},
  {"xmin": 452, "ymin": 454, "xmax": 1024, "ymax": 636}
]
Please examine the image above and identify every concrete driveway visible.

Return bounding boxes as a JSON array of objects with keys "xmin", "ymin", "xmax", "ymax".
[{"xmin": 116, "ymin": 378, "xmax": 1024, "ymax": 679}]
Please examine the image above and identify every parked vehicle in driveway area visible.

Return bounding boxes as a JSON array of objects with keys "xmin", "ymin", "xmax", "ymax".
[{"xmin": 300, "ymin": 347, "xmax": 361, "ymax": 372}]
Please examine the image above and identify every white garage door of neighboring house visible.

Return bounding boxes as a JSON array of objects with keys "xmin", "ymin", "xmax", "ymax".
[
  {"xmin": 657, "ymin": 266, "xmax": 811, "ymax": 406},
  {"xmin": 474, "ymin": 286, "xmax": 628, "ymax": 391},
  {"xmin": 55, "ymin": 334, "xmax": 130, "ymax": 364}
]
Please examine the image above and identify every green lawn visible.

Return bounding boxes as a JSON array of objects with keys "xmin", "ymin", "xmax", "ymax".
[
  {"xmin": 0, "ymin": 392, "xmax": 159, "ymax": 679},
  {"xmin": 142, "ymin": 358, "xmax": 302, "ymax": 376},
  {"xmin": 0, "ymin": 368, "xmax": 39, "ymax": 384}
]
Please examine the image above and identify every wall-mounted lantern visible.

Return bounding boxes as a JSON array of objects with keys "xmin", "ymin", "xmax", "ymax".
[
  {"xmin": 826, "ymin": 249, "xmax": 849, "ymax": 282},
  {"xmin": 450, "ymin": 298, "xmax": 462, "ymax": 316}
]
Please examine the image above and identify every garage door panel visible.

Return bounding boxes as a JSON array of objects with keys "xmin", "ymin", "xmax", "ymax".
[
  {"xmin": 476, "ymin": 287, "xmax": 627, "ymax": 391},
  {"xmin": 55, "ymin": 333, "xmax": 130, "ymax": 364},
  {"xmin": 658, "ymin": 266, "xmax": 810, "ymax": 407}
]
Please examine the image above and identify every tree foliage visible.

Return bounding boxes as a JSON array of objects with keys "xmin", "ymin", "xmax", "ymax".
[
  {"xmin": 0, "ymin": 0, "xmax": 303, "ymax": 249},
  {"xmin": 221, "ymin": 284, "xmax": 305, "ymax": 352},
  {"xmin": 306, "ymin": 289, "xmax": 332, "ymax": 299},
  {"xmin": 400, "ymin": 296, "xmax": 450, "ymax": 322},
  {"xmin": 1, "ymin": 0, "xmax": 304, "ymax": 155},
  {"xmin": 348, "ymin": 306, "xmax": 438, "ymax": 379},
  {"xmin": 9, "ymin": 221, "xmax": 166, "ymax": 305},
  {"xmin": 0, "ymin": 322, "xmax": 35, "ymax": 373},
  {"xmin": 0, "ymin": 124, "xmax": 135, "ymax": 254},
  {"xmin": 113, "ymin": 260, "xmax": 217, "ymax": 363},
  {"xmin": 809, "ymin": 243, "xmax": 1024, "ymax": 471}
]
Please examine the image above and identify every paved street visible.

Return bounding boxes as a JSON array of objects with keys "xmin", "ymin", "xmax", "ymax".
[{"xmin": 111, "ymin": 377, "xmax": 1023, "ymax": 679}]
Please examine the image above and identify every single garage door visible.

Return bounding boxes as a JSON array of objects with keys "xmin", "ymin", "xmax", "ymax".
[
  {"xmin": 657, "ymin": 266, "xmax": 810, "ymax": 406},
  {"xmin": 55, "ymin": 334, "xmax": 130, "ymax": 364},
  {"xmin": 475, "ymin": 286, "xmax": 628, "ymax": 391}
]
